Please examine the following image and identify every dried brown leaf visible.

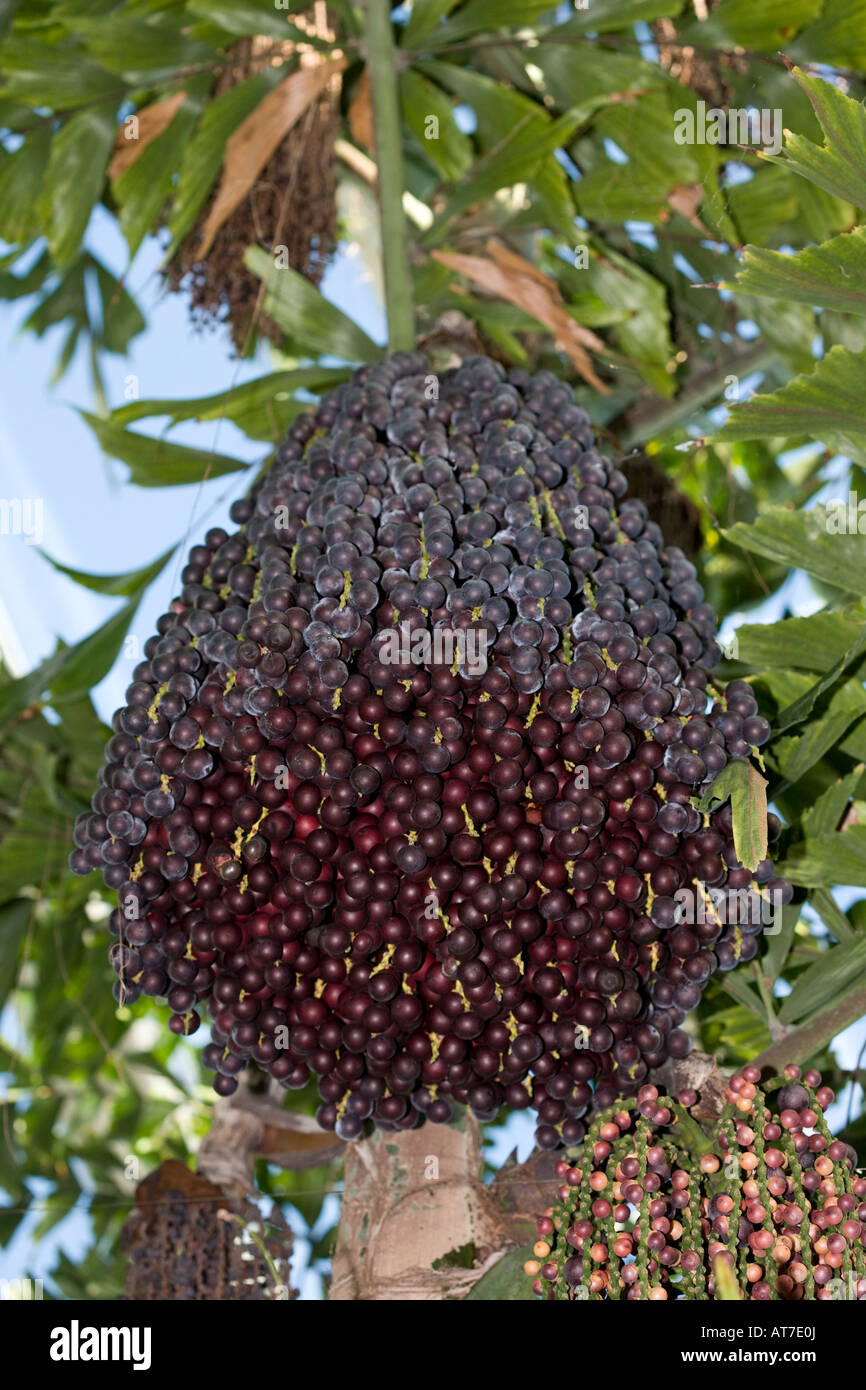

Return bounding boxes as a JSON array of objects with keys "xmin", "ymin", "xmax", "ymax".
[
  {"xmin": 198, "ymin": 56, "xmax": 346, "ymax": 258},
  {"xmin": 348, "ymin": 68, "xmax": 375, "ymax": 154},
  {"xmin": 666, "ymin": 183, "xmax": 711, "ymax": 233},
  {"xmin": 108, "ymin": 91, "xmax": 188, "ymax": 180},
  {"xmin": 432, "ymin": 241, "xmax": 610, "ymax": 392}
]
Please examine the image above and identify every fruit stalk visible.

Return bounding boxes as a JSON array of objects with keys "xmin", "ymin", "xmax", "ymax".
[{"xmin": 364, "ymin": 0, "xmax": 415, "ymax": 352}]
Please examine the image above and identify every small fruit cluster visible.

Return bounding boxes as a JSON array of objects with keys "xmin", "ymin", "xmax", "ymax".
[{"xmin": 526, "ymin": 1064, "xmax": 866, "ymax": 1300}]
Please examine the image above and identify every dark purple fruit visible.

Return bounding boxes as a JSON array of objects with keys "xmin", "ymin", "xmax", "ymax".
[{"xmin": 70, "ymin": 352, "xmax": 788, "ymax": 1144}]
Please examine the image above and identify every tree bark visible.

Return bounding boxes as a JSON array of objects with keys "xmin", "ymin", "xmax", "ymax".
[
  {"xmin": 330, "ymin": 1111, "xmax": 512, "ymax": 1300},
  {"xmin": 196, "ymin": 1075, "xmax": 345, "ymax": 1199}
]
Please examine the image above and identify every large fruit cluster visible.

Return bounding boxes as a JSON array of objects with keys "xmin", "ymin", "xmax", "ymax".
[
  {"xmin": 70, "ymin": 351, "xmax": 788, "ymax": 1143},
  {"xmin": 526, "ymin": 1065, "xmax": 866, "ymax": 1300}
]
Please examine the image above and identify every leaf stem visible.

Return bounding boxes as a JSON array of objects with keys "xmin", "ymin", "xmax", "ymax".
[
  {"xmin": 618, "ymin": 343, "xmax": 775, "ymax": 450},
  {"xmin": 364, "ymin": 0, "xmax": 415, "ymax": 351},
  {"xmin": 750, "ymin": 959, "xmax": 778, "ymax": 1032}
]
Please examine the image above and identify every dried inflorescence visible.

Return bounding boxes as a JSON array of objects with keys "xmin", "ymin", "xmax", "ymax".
[
  {"xmin": 527, "ymin": 1065, "xmax": 866, "ymax": 1300},
  {"xmin": 164, "ymin": 27, "xmax": 338, "ymax": 355},
  {"xmin": 71, "ymin": 352, "xmax": 789, "ymax": 1146},
  {"xmin": 120, "ymin": 1159, "xmax": 295, "ymax": 1301}
]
